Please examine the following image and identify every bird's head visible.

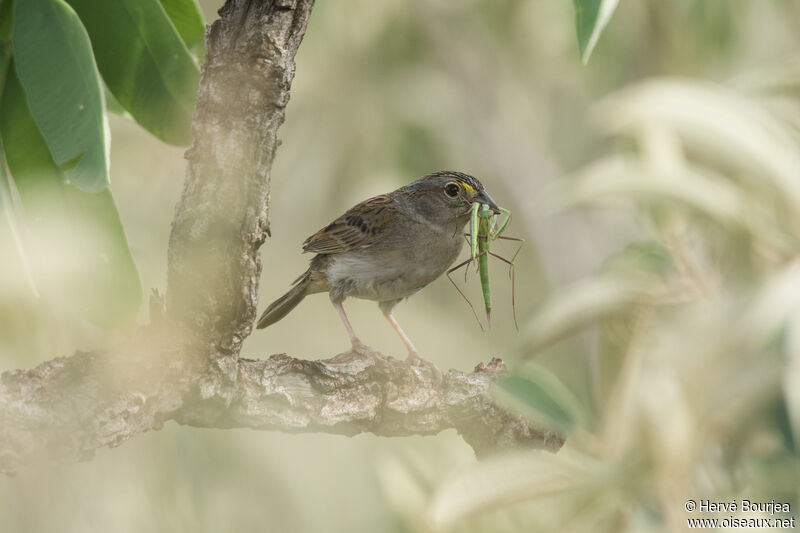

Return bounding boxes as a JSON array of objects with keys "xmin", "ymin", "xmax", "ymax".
[{"xmin": 402, "ymin": 171, "xmax": 501, "ymax": 224}]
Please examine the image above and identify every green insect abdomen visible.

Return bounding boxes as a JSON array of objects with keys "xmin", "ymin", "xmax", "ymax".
[{"xmin": 478, "ymin": 218, "xmax": 491, "ymax": 314}]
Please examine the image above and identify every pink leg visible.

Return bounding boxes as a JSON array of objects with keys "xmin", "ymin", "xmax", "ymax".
[
  {"xmin": 332, "ymin": 300, "xmax": 371, "ymax": 353},
  {"xmin": 383, "ymin": 311, "xmax": 442, "ymax": 382},
  {"xmin": 383, "ymin": 311, "xmax": 419, "ymax": 358}
]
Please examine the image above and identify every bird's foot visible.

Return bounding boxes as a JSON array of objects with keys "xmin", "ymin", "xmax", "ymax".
[
  {"xmin": 351, "ymin": 339, "xmax": 379, "ymax": 356},
  {"xmin": 406, "ymin": 351, "xmax": 443, "ymax": 384},
  {"xmin": 332, "ymin": 339, "xmax": 389, "ymax": 365}
]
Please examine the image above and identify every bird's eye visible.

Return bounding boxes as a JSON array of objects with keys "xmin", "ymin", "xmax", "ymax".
[{"xmin": 444, "ymin": 183, "xmax": 460, "ymax": 198}]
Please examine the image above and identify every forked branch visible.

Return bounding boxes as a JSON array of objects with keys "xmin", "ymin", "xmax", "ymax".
[{"xmin": 0, "ymin": 0, "xmax": 561, "ymax": 475}]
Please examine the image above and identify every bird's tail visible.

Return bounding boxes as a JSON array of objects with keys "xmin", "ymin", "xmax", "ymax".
[{"xmin": 256, "ymin": 272, "xmax": 311, "ymax": 329}]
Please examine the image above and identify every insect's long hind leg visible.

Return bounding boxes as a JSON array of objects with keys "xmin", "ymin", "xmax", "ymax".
[
  {"xmin": 487, "ymin": 250, "xmax": 520, "ymax": 332},
  {"xmin": 447, "ymin": 258, "xmax": 484, "ymax": 331},
  {"xmin": 462, "ymin": 233, "xmax": 474, "ymax": 282},
  {"xmin": 496, "ymin": 235, "xmax": 525, "ymax": 279}
]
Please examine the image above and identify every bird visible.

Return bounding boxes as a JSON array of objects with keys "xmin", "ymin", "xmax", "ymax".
[{"xmin": 256, "ymin": 171, "xmax": 500, "ymax": 366}]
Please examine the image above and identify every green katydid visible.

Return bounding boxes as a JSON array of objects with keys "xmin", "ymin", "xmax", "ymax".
[{"xmin": 447, "ymin": 202, "xmax": 524, "ymax": 330}]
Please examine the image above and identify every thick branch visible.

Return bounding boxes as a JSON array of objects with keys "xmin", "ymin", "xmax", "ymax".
[
  {"xmin": 0, "ymin": 345, "xmax": 563, "ymax": 474},
  {"xmin": 167, "ymin": 0, "xmax": 314, "ymax": 352}
]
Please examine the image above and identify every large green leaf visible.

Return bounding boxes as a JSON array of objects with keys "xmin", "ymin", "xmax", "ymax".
[
  {"xmin": 1, "ymin": 51, "xmax": 39, "ymax": 297},
  {"xmin": 66, "ymin": 0, "xmax": 200, "ymax": 145},
  {"xmin": 573, "ymin": 0, "xmax": 619, "ymax": 64},
  {"xmin": 0, "ymin": 64, "xmax": 141, "ymax": 328},
  {"xmin": 160, "ymin": 0, "xmax": 205, "ymax": 54},
  {"xmin": 12, "ymin": 0, "xmax": 110, "ymax": 193},
  {"xmin": 0, "ymin": 0, "xmax": 12, "ymax": 41}
]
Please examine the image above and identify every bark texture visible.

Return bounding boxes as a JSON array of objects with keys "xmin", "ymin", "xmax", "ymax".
[
  {"xmin": 0, "ymin": 346, "xmax": 563, "ymax": 474},
  {"xmin": 0, "ymin": 0, "xmax": 564, "ymax": 475},
  {"xmin": 167, "ymin": 0, "xmax": 314, "ymax": 354}
]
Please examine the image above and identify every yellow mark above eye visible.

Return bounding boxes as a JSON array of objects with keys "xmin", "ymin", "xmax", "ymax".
[{"xmin": 460, "ymin": 182, "xmax": 476, "ymax": 195}]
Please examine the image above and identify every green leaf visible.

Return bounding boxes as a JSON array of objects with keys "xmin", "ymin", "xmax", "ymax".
[
  {"xmin": 494, "ymin": 366, "xmax": 585, "ymax": 433},
  {"xmin": 0, "ymin": 141, "xmax": 39, "ymax": 298},
  {"xmin": 102, "ymin": 80, "xmax": 131, "ymax": 118},
  {"xmin": 159, "ymin": 0, "xmax": 205, "ymax": 54},
  {"xmin": 573, "ymin": 0, "xmax": 619, "ymax": 64},
  {"xmin": 0, "ymin": 64, "xmax": 141, "ymax": 327},
  {"xmin": 12, "ymin": 0, "xmax": 109, "ymax": 193},
  {"xmin": 0, "ymin": 0, "xmax": 13, "ymax": 41},
  {"xmin": 66, "ymin": 0, "xmax": 200, "ymax": 145}
]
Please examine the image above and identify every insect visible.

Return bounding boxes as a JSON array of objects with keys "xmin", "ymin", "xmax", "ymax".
[{"xmin": 447, "ymin": 202, "xmax": 524, "ymax": 330}]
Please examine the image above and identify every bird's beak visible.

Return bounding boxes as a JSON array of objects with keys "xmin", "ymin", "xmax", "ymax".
[{"xmin": 478, "ymin": 190, "xmax": 502, "ymax": 214}]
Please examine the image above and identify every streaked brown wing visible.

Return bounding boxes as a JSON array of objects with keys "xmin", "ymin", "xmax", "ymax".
[{"xmin": 302, "ymin": 194, "xmax": 397, "ymax": 254}]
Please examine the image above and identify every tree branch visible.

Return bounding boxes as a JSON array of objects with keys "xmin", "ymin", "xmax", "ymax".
[
  {"xmin": 0, "ymin": 0, "xmax": 564, "ymax": 474},
  {"xmin": 0, "ymin": 345, "xmax": 563, "ymax": 474},
  {"xmin": 167, "ymin": 0, "xmax": 314, "ymax": 352}
]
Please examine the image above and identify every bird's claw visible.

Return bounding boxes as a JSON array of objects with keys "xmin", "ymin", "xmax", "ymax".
[
  {"xmin": 351, "ymin": 339, "xmax": 376, "ymax": 355},
  {"xmin": 406, "ymin": 351, "xmax": 443, "ymax": 384},
  {"xmin": 339, "ymin": 340, "xmax": 392, "ymax": 366}
]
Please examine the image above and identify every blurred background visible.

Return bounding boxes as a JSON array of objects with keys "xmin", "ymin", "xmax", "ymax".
[{"xmin": 3, "ymin": 0, "xmax": 800, "ymax": 531}]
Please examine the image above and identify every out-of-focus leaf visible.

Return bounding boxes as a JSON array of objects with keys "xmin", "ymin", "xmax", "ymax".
[
  {"xmin": 731, "ymin": 56, "xmax": 800, "ymax": 142},
  {"xmin": 522, "ymin": 277, "xmax": 652, "ymax": 355},
  {"xmin": 102, "ymin": 81, "xmax": 130, "ymax": 118},
  {"xmin": 0, "ymin": 42, "xmax": 7, "ymax": 86},
  {"xmin": 742, "ymin": 260, "xmax": 800, "ymax": 447},
  {"xmin": 493, "ymin": 366, "xmax": 585, "ymax": 433},
  {"xmin": 786, "ymin": 310, "xmax": 800, "ymax": 448},
  {"xmin": 428, "ymin": 449, "xmax": 593, "ymax": 528},
  {"xmin": 731, "ymin": 55, "xmax": 800, "ymax": 97},
  {"xmin": 0, "ymin": 64, "xmax": 141, "ymax": 327},
  {"xmin": 159, "ymin": 0, "xmax": 205, "ymax": 54},
  {"xmin": 374, "ymin": 454, "xmax": 429, "ymax": 518},
  {"xmin": 566, "ymin": 156, "xmax": 796, "ymax": 259},
  {"xmin": 573, "ymin": 0, "xmax": 618, "ymax": 64},
  {"xmin": 567, "ymin": 156, "xmax": 746, "ymax": 227},
  {"xmin": 0, "ymin": 0, "xmax": 12, "ymax": 40},
  {"xmin": 12, "ymin": 0, "xmax": 110, "ymax": 192},
  {"xmin": 744, "ymin": 260, "xmax": 800, "ymax": 341},
  {"xmin": 595, "ymin": 80, "xmax": 800, "ymax": 217},
  {"xmin": 0, "ymin": 144, "xmax": 38, "ymax": 297},
  {"xmin": 66, "ymin": 0, "xmax": 200, "ymax": 145},
  {"xmin": 601, "ymin": 241, "xmax": 673, "ymax": 281}
]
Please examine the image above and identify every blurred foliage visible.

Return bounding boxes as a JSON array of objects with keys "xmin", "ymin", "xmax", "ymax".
[
  {"xmin": 0, "ymin": 0, "xmax": 203, "ymax": 327},
  {"xmin": 573, "ymin": 0, "xmax": 619, "ymax": 64},
  {"xmin": 427, "ymin": 7, "xmax": 800, "ymax": 532},
  {"xmin": 3, "ymin": 1, "xmax": 800, "ymax": 532}
]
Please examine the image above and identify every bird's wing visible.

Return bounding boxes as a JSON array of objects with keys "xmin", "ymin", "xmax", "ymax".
[{"xmin": 302, "ymin": 194, "xmax": 398, "ymax": 254}]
